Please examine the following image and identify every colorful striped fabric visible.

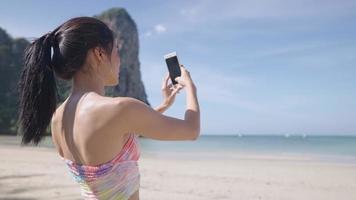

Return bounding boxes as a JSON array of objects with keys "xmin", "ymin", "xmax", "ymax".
[{"xmin": 59, "ymin": 132, "xmax": 141, "ymax": 200}]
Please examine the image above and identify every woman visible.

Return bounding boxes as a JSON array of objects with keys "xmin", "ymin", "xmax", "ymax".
[{"xmin": 17, "ymin": 16, "xmax": 200, "ymax": 200}]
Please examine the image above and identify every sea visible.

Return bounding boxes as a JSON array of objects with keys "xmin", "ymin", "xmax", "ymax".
[
  {"xmin": 2, "ymin": 134, "xmax": 356, "ymax": 164},
  {"xmin": 137, "ymin": 135, "xmax": 356, "ymax": 164}
]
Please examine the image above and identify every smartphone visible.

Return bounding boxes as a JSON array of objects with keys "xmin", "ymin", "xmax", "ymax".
[{"xmin": 164, "ymin": 52, "xmax": 181, "ymax": 85}]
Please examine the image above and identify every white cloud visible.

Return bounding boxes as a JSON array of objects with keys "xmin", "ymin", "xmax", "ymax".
[
  {"xmin": 154, "ymin": 24, "xmax": 167, "ymax": 34},
  {"xmin": 143, "ymin": 31, "xmax": 152, "ymax": 37},
  {"xmin": 140, "ymin": 24, "xmax": 167, "ymax": 39},
  {"xmin": 180, "ymin": 8, "xmax": 197, "ymax": 16}
]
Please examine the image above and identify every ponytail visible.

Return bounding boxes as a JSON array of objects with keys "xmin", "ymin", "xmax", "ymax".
[
  {"xmin": 17, "ymin": 17, "xmax": 115, "ymax": 145},
  {"xmin": 17, "ymin": 32, "xmax": 58, "ymax": 145}
]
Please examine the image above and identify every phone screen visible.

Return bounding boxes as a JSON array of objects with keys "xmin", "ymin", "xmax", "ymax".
[{"xmin": 165, "ymin": 56, "xmax": 181, "ymax": 85}]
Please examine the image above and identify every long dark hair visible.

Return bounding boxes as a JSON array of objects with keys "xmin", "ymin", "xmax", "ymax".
[{"xmin": 17, "ymin": 17, "xmax": 115, "ymax": 145}]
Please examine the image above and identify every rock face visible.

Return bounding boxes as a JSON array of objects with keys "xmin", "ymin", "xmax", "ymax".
[
  {"xmin": 0, "ymin": 28, "xmax": 29, "ymax": 133},
  {"xmin": 95, "ymin": 8, "xmax": 150, "ymax": 106}
]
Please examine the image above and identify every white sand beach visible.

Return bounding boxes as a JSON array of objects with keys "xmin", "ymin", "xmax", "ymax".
[{"xmin": 0, "ymin": 136, "xmax": 356, "ymax": 200}]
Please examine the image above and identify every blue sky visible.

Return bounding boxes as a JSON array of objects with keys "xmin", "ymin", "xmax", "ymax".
[{"xmin": 1, "ymin": 0, "xmax": 355, "ymax": 135}]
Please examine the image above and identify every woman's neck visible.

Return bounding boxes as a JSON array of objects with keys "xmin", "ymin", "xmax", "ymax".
[{"xmin": 70, "ymin": 70, "xmax": 105, "ymax": 96}]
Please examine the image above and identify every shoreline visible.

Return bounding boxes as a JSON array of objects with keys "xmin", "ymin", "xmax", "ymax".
[{"xmin": 1, "ymin": 135, "xmax": 355, "ymax": 165}]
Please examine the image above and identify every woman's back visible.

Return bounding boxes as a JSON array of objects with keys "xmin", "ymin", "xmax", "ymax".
[
  {"xmin": 51, "ymin": 92, "xmax": 140, "ymax": 199},
  {"xmin": 51, "ymin": 92, "xmax": 130, "ymax": 167}
]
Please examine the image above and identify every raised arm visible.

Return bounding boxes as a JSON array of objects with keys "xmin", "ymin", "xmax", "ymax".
[{"xmin": 120, "ymin": 65, "xmax": 200, "ymax": 141}]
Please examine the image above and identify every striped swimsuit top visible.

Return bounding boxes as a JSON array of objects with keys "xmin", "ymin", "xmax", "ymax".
[{"xmin": 59, "ymin": 132, "xmax": 141, "ymax": 200}]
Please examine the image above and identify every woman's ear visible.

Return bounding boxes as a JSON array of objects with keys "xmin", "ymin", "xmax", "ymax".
[{"xmin": 93, "ymin": 46, "xmax": 104, "ymax": 63}]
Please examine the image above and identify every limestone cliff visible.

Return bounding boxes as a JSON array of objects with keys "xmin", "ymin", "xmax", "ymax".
[
  {"xmin": 0, "ymin": 28, "xmax": 29, "ymax": 133},
  {"xmin": 94, "ymin": 8, "xmax": 150, "ymax": 106}
]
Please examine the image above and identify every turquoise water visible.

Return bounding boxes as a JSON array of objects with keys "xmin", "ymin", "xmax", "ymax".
[
  {"xmin": 140, "ymin": 135, "xmax": 356, "ymax": 156},
  {"xmin": 7, "ymin": 134, "xmax": 356, "ymax": 163},
  {"xmin": 139, "ymin": 135, "xmax": 356, "ymax": 163}
]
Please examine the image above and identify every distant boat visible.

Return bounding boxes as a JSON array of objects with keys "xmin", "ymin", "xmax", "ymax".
[
  {"xmin": 302, "ymin": 134, "xmax": 307, "ymax": 138},
  {"xmin": 284, "ymin": 133, "xmax": 290, "ymax": 138},
  {"xmin": 235, "ymin": 131, "xmax": 243, "ymax": 137}
]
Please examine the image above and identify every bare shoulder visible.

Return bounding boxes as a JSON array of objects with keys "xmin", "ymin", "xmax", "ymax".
[
  {"xmin": 51, "ymin": 93, "xmax": 129, "ymax": 136},
  {"xmin": 89, "ymin": 95, "xmax": 139, "ymax": 116},
  {"xmin": 118, "ymin": 97, "xmax": 154, "ymax": 120},
  {"xmin": 119, "ymin": 96, "xmax": 148, "ymax": 109},
  {"xmin": 77, "ymin": 93, "xmax": 129, "ymax": 128}
]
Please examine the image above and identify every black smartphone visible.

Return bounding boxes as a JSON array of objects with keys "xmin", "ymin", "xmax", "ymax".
[{"xmin": 164, "ymin": 52, "xmax": 181, "ymax": 85}]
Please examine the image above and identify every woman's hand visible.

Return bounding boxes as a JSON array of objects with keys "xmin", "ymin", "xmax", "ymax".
[
  {"xmin": 174, "ymin": 64, "xmax": 195, "ymax": 87},
  {"xmin": 160, "ymin": 72, "xmax": 183, "ymax": 108}
]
